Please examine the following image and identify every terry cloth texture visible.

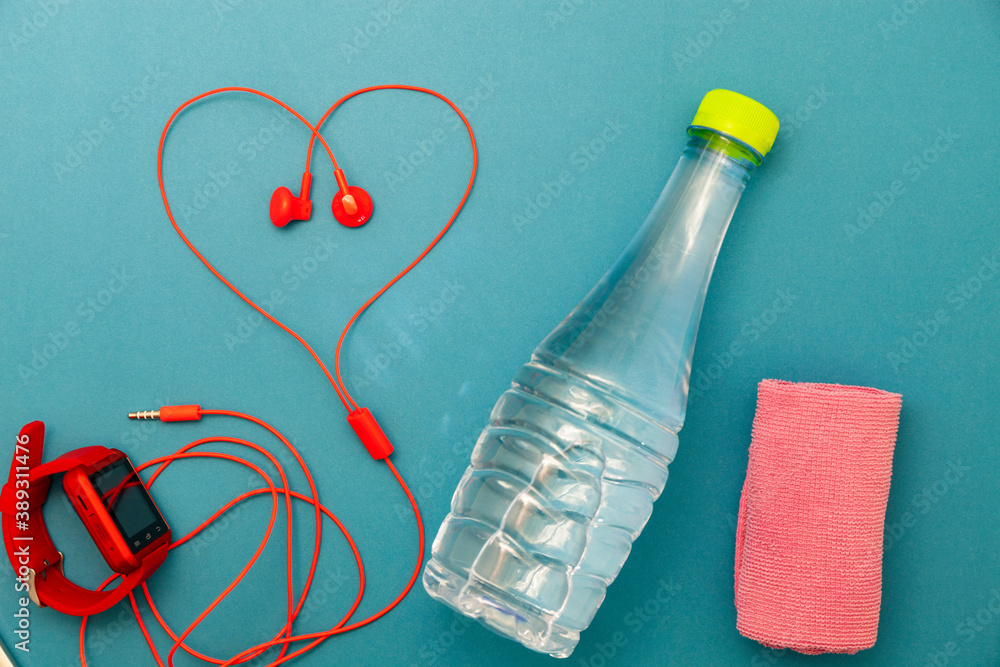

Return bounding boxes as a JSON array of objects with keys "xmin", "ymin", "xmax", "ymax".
[{"xmin": 734, "ymin": 379, "xmax": 902, "ymax": 655}]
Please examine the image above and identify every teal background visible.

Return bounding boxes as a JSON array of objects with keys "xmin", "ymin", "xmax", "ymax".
[{"xmin": 1, "ymin": 1, "xmax": 999, "ymax": 665}]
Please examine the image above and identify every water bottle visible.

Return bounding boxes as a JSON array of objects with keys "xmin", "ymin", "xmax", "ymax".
[{"xmin": 423, "ymin": 90, "xmax": 779, "ymax": 657}]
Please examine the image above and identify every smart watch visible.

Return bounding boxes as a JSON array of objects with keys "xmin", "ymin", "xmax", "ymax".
[{"xmin": 0, "ymin": 421, "xmax": 170, "ymax": 616}]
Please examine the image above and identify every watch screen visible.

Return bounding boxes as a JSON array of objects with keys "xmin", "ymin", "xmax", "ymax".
[{"xmin": 88, "ymin": 456, "xmax": 166, "ymax": 554}]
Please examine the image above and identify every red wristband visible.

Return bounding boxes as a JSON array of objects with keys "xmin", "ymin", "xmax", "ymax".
[{"xmin": 1, "ymin": 421, "xmax": 169, "ymax": 616}]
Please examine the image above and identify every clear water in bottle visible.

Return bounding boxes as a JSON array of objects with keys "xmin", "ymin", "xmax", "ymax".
[{"xmin": 423, "ymin": 90, "xmax": 779, "ymax": 657}]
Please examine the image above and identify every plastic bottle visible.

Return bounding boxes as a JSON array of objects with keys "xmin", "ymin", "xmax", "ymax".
[{"xmin": 423, "ymin": 90, "xmax": 779, "ymax": 657}]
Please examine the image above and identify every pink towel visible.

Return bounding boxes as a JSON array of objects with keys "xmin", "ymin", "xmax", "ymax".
[{"xmin": 734, "ymin": 379, "xmax": 902, "ymax": 654}]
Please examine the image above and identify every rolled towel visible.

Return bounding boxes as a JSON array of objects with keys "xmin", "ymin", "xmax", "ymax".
[{"xmin": 734, "ymin": 379, "xmax": 903, "ymax": 654}]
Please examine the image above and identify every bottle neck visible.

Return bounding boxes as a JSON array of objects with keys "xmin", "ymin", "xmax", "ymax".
[
  {"xmin": 685, "ymin": 127, "xmax": 763, "ymax": 173},
  {"xmin": 534, "ymin": 125, "xmax": 762, "ymax": 432}
]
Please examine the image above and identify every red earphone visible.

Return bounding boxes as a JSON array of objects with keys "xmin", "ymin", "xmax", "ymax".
[
  {"xmin": 269, "ymin": 172, "xmax": 313, "ymax": 227},
  {"xmin": 271, "ymin": 168, "xmax": 373, "ymax": 228},
  {"xmin": 73, "ymin": 85, "xmax": 479, "ymax": 667}
]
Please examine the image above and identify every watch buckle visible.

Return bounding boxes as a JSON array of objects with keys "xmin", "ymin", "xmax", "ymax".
[{"xmin": 26, "ymin": 551, "xmax": 64, "ymax": 608}]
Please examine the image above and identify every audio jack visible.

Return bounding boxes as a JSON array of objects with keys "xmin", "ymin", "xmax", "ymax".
[{"xmin": 128, "ymin": 405, "xmax": 202, "ymax": 422}]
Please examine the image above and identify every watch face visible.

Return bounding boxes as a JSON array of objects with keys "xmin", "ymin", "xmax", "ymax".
[{"xmin": 88, "ymin": 456, "xmax": 167, "ymax": 555}]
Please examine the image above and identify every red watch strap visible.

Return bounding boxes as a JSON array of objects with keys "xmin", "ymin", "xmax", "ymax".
[
  {"xmin": 1, "ymin": 421, "xmax": 166, "ymax": 616},
  {"xmin": 32, "ymin": 542, "xmax": 169, "ymax": 615},
  {"xmin": 0, "ymin": 440, "xmax": 106, "ymax": 514}
]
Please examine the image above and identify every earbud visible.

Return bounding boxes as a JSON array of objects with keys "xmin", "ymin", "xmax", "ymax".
[
  {"xmin": 331, "ymin": 168, "xmax": 373, "ymax": 228},
  {"xmin": 270, "ymin": 169, "xmax": 372, "ymax": 228},
  {"xmin": 270, "ymin": 172, "xmax": 313, "ymax": 227}
]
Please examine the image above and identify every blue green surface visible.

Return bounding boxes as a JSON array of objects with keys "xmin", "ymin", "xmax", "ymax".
[{"xmin": 1, "ymin": 1, "xmax": 999, "ymax": 665}]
